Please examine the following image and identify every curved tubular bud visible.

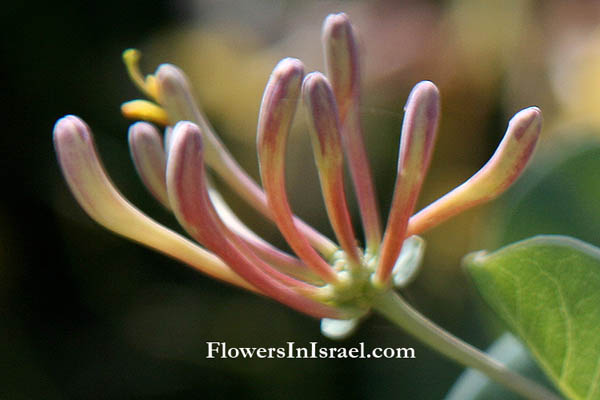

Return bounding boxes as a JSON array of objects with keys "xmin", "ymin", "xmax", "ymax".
[
  {"xmin": 166, "ymin": 123, "xmax": 315, "ymax": 293},
  {"xmin": 128, "ymin": 122, "xmax": 170, "ymax": 208},
  {"xmin": 323, "ymin": 12, "xmax": 382, "ymax": 253},
  {"xmin": 258, "ymin": 59, "xmax": 339, "ymax": 284},
  {"xmin": 121, "ymin": 100, "xmax": 168, "ymax": 126},
  {"xmin": 155, "ymin": 64, "xmax": 224, "ymax": 165},
  {"xmin": 166, "ymin": 122, "xmax": 340, "ymax": 318},
  {"xmin": 155, "ymin": 63, "xmax": 338, "ymax": 257},
  {"xmin": 376, "ymin": 82, "xmax": 440, "ymax": 284},
  {"xmin": 128, "ymin": 119, "xmax": 312, "ymax": 281},
  {"xmin": 208, "ymin": 186, "xmax": 320, "ymax": 284},
  {"xmin": 322, "ymin": 13, "xmax": 360, "ymax": 112},
  {"xmin": 53, "ymin": 115, "xmax": 252, "ymax": 291},
  {"xmin": 302, "ymin": 72, "xmax": 361, "ymax": 267},
  {"xmin": 407, "ymin": 107, "xmax": 543, "ymax": 236}
]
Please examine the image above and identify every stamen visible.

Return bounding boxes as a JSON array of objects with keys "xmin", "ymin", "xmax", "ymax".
[
  {"xmin": 121, "ymin": 100, "xmax": 168, "ymax": 126},
  {"xmin": 122, "ymin": 49, "xmax": 158, "ymax": 99},
  {"xmin": 166, "ymin": 122, "xmax": 341, "ymax": 318},
  {"xmin": 144, "ymin": 74, "xmax": 159, "ymax": 100},
  {"xmin": 257, "ymin": 59, "xmax": 340, "ymax": 284},
  {"xmin": 407, "ymin": 107, "xmax": 543, "ymax": 236},
  {"xmin": 302, "ymin": 72, "xmax": 361, "ymax": 267},
  {"xmin": 128, "ymin": 122, "xmax": 170, "ymax": 208},
  {"xmin": 323, "ymin": 12, "xmax": 382, "ymax": 253},
  {"xmin": 53, "ymin": 115, "xmax": 252, "ymax": 290},
  {"xmin": 376, "ymin": 82, "xmax": 440, "ymax": 285}
]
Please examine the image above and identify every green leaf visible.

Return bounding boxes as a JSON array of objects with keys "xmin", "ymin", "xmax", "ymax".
[
  {"xmin": 465, "ymin": 236, "xmax": 600, "ymax": 400},
  {"xmin": 445, "ymin": 333, "xmax": 555, "ymax": 400}
]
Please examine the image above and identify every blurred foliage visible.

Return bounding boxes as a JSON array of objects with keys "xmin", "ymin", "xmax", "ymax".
[
  {"xmin": 5, "ymin": 0, "xmax": 600, "ymax": 398},
  {"xmin": 445, "ymin": 333, "xmax": 555, "ymax": 400},
  {"xmin": 490, "ymin": 139, "xmax": 600, "ymax": 248}
]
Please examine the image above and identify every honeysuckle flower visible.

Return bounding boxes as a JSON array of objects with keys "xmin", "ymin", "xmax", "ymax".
[{"xmin": 54, "ymin": 13, "xmax": 542, "ymax": 326}]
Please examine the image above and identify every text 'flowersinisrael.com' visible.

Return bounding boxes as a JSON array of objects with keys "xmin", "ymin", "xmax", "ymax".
[{"xmin": 206, "ymin": 342, "xmax": 416, "ymax": 359}]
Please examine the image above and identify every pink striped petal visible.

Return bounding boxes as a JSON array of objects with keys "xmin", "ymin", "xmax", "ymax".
[
  {"xmin": 323, "ymin": 12, "xmax": 382, "ymax": 252},
  {"xmin": 155, "ymin": 64, "xmax": 223, "ymax": 165},
  {"xmin": 257, "ymin": 59, "xmax": 339, "ymax": 284},
  {"xmin": 155, "ymin": 63, "xmax": 338, "ymax": 257},
  {"xmin": 166, "ymin": 122, "xmax": 340, "ymax": 318},
  {"xmin": 376, "ymin": 81, "xmax": 440, "ymax": 284},
  {"xmin": 302, "ymin": 72, "xmax": 361, "ymax": 266},
  {"xmin": 53, "ymin": 115, "xmax": 251, "ymax": 290},
  {"xmin": 322, "ymin": 12, "xmax": 360, "ymax": 118},
  {"xmin": 208, "ymin": 187, "xmax": 319, "ymax": 283},
  {"xmin": 128, "ymin": 122, "xmax": 170, "ymax": 208},
  {"xmin": 407, "ymin": 107, "xmax": 543, "ymax": 236}
]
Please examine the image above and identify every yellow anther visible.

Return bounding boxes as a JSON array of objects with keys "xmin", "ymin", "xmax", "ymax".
[
  {"xmin": 121, "ymin": 100, "xmax": 169, "ymax": 126},
  {"xmin": 122, "ymin": 49, "xmax": 157, "ymax": 100}
]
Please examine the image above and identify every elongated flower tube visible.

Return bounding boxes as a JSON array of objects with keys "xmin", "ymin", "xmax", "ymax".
[
  {"xmin": 375, "ymin": 81, "xmax": 440, "ymax": 285},
  {"xmin": 405, "ymin": 107, "xmax": 542, "ymax": 237},
  {"xmin": 55, "ymin": 12, "xmax": 542, "ymax": 335},
  {"xmin": 302, "ymin": 72, "xmax": 361, "ymax": 268},
  {"xmin": 166, "ymin": 122, "xmax": 339, "ymax": 318},
  {"xmin": 159, "ymin": 63, "xmax": 339, "ymax": 257},
  {"xmin": 257, "ymin": 59, "xmax": 340, "ymax": 285},
  {"xmin": 128, "ymin": 122, "xmax": 170, "ymax": 208},
  {"xmin": 53, "ymin": 116, "xmax": 251, "ymax": 290},
  {"xmin": 323, "ymin": 13, "xmax": 382, "ymax": 254}
]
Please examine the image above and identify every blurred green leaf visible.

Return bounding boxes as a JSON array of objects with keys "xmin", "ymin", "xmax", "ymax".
[
  {"xmin": 465, "ymin": 236, "xmax": 600, "ymax": 400},
  {"xmin": 445, "ymin": 333, "xmax": 554, "ymax": 400},
  {"xmin": 494, "ymin": 141, "xmax": 600, "ymax": 247}
]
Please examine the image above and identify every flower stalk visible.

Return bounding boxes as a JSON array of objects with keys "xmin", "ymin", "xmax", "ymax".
[{"xmin": 373, "ymin": 290, "xmax": 561, "ymax": 400}]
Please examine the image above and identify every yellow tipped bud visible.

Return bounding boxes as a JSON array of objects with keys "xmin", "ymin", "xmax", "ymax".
[{"xmin": 121, "ymin": 100, "xmax": 169, "ymax": 126}]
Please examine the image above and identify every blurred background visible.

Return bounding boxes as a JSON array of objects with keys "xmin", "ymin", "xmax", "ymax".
[{"xmin": 4, "ymin": 0, "xmax": 600, "ymax": 398}]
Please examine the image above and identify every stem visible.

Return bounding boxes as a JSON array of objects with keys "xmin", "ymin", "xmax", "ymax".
[{"xmin": 373, "ymin": 290, "xmax": 561, "ymax": 400}]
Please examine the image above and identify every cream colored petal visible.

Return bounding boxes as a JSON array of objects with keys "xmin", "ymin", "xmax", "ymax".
[{"xmin": 53, "ymin": 115, "xmax": 252, "ymax": 291}]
